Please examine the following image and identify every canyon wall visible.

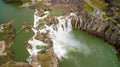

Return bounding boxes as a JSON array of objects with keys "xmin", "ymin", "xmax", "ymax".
[{"xmin": 71, "ymin": 10, "xmax": 120, "ymax": 58}]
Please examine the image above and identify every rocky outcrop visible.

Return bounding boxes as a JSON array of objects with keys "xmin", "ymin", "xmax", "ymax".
[
  {"xmin": 0, "ymin": 21, "xmax": 15, "ymax": 65},
  {"xmin": 37, "ymin": 48, "xmax": 58, "ymax": 67},
  {"xmin": 71, "ymin": 10, "xmax": 120, "ymax": 59}
]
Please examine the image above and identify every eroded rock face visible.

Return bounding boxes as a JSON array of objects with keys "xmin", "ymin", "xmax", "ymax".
[
  {"xmin": 74, "ymin": 10, "xmax": 120, "ymax": 59},
  {"xmin": 76, "ymin": 11, "xmax": 120, "ymax": 45}
]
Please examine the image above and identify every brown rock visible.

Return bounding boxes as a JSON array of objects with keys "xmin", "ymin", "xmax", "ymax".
[{"xmin": 37, "ymin": 48, "xmax": 58, "ymax": 67}]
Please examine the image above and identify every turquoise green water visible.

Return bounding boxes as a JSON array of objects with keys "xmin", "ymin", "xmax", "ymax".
[
  {"xmin": 0, "ymin": 0, "xmax": 120, "ymax": 66},
  {"xmin": 0, "ymin": 0, "xmax": 34, "ymax": 62},
  {"xmin": 59, "ymin": 30, "xmax": 120, "ymax": 67}
]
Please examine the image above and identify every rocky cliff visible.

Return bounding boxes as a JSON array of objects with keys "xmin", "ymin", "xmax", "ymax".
[{"xmin": 70, "ymin": 10, "xmax": 120, "ymax": 59}]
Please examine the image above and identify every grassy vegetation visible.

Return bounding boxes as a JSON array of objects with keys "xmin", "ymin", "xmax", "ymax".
[
  {"xmin": 78, "ymin": 0, "xmax": 84, "ymax": 3},
  {"xmin": 85, "ymin": 3, "xmax": 94, "ymax": 13},
  {"xmin": 8, "ymin": 2, "xmax": 22, "ymax": 6},
  {"xmin": 21, "ymin": 0, "xmax": 31, "ymax": 3},
  {"xmin": 89, "ymin": 0, "xmax": 107, "ymax": 12},
  {"xmin": 49, "ymin": 9, "xmax": 63, "ymax": 16},
  {"xmin": 102, "ymin": 14, "xmax": 108, "ymax": 20},
  {"xmin": 32, "ymin": 1, "xmax": 46, "ymax": 9}
]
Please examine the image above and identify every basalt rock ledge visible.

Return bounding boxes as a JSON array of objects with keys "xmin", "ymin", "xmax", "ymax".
[{"xmin": 72, "ymin": 10, "xmax": 120, "ymax": 59}]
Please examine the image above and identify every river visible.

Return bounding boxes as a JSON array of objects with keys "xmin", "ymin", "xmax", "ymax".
[
  {"xmin": 0, "ymin": 0, "xmax": 34, "ymax": 62},
  {"xmin": 0, "ymin": 0, "xmax": 120, "ymax": 67},
  {"xmin": 59, "ymin": 30, "xmax": 120, "ymax": 67}
]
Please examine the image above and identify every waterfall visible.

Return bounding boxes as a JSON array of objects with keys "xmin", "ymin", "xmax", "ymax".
[
  {"xmin": 27, "ymin": 10, "xmax": 90, "ymax": 64},
  {"xmin": 46, "ymin": 15, "xmax": 90, "ymax": 59},
  {"xmin": 46, "ymin": 16, "xmax": 74, "ymax": 58}
]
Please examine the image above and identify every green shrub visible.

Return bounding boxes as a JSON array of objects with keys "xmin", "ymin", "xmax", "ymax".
[
  {"xmin": 89, "ymin": 0, "xmax": 107, "ymax": 12},
  {"xmin": 102, "ymin": 14, "xmax": 108, "ymax": 20},
  {"xmin": 85, "ymin": 3, "xmax": 94, "ymax": 13},
  {"xmin": 49, "ymin": 9, "xmax": 63, "ymax": 16}
]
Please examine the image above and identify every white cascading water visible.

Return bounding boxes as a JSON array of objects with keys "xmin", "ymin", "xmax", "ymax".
[
  {"xmin": 27, "ymin": 10, "xmax": 49, "ymax": 56},
  {"xmin": 45, "ymin": 14, "xmax": 90, "ymax": 59},
  {"xmin": 27, "ymin": 10, "xmax": 90, "ymax": 63}
]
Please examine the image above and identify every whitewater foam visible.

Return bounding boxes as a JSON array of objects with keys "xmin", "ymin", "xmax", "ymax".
[{"xmin": 27, "ymin": 10, "xmax": 90, "ymax": 61}]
